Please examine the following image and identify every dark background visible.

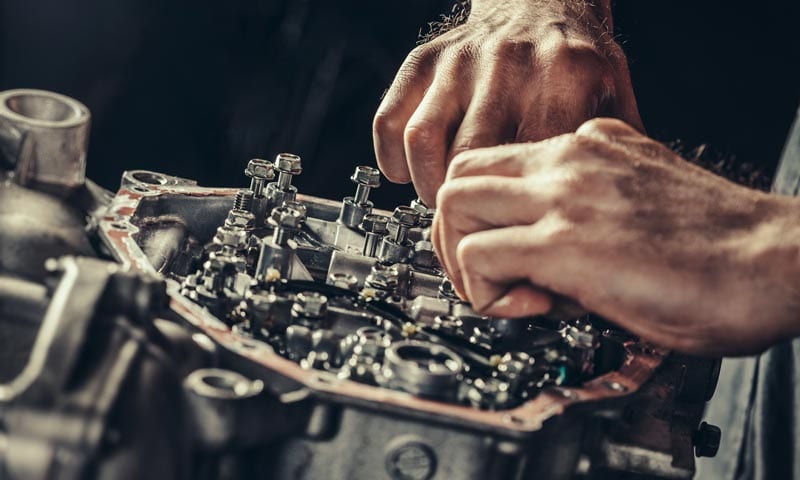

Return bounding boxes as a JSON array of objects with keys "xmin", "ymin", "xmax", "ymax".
[{"xmin": 1, "ymin": 1, "xmax": 798, "ymax": 207}]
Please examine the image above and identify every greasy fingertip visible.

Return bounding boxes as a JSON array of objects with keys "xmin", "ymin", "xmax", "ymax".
[{"xmin": 480, "ymin": 284, "xmax": 552, "ymax": 318}]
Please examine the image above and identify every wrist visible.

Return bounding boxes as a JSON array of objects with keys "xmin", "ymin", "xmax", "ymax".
[{"xmin": 741, "ymin": 193, "xmax": 800, "ymax": 343}]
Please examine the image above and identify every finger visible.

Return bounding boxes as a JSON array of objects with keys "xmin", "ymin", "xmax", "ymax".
[
  {"xmin": 373, "ymin": 46, "xmax": 439, "ymax": 183},
  {"xmin": 445, "ymin": 70, "xmax": 520, "ymax": 171},
  {"xmin": 575, "ymin": 117, "xmax": 642, "ymax": 141},
  {"xmin": 454, "ymin": 225, "xmax": 557, "ymax": 316},
  {"xmin": 434, "ymin": 176, "xmax": 552, "ymax": 295},
  {"xmin": 404, "ymin": 68, "xmax": 470, "ymax": 206},
  {"xmin": 445, "ymin": 140, "xmax": 557, "ymax": 182}
]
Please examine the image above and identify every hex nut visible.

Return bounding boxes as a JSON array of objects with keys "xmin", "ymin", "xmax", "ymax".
[
  {"xmin": 350, "ymin": 166, "xmax": 381, "ymax": 188},
  {"xmin": 360, "ymin": 213, "xmax": 390, "ymax": 234},
  {"xmin": 275, "ymin": 153, "xmax": 302, "ymax": 174},
  {"xmin": 245, "ymin": 158, "xmax": 274, "ymax": 179}
]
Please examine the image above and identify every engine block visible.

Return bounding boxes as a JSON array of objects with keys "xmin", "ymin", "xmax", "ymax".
[{"xmin": 0, "ymin": 89, "xmax": 721, "ymax": 480}]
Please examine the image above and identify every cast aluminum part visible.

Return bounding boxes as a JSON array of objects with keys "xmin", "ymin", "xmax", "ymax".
[
  {"xmin": 0, "ymin": 89, "xmax": 90, "ymax": 194},
  {"xmin": 0, "ymin": 89, "xmax": 723, "ymax": 480}
]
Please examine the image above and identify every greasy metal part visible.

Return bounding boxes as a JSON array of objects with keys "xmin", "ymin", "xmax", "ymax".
[
  {"xmin": 233, "ymin": 188, "xmax": 255, "ymax": 212},
  {"xmin": 380, "ymin": 340, "xmax": 463, "ymax": 400},
  {"xmin": 338, "ymin": 166, "xmax": 380, "ymax": 228},
  {"xmin": 0, "ymin": 89, "xmax": 90, "ymax": 195},
  {"xmin": 244, "ymin": 158, "xmax": 275, "ymax": 197},
  {"xmin": 183, "ymin": 368, "xmax": 265, "ymax": 450},
  {"xmin": 266, "ymin": 153, "xmax": 302, "ymax": 211},
  {"xmin": 255, "ymin": 206, "xmax": 304, "ymax": 281},
  {"xmin": 359, "ymin": 213, "xmax": 389, "ymax": 258},
  {"xmin": 378, "ymin": 206, "xmax": 420, "ymax": 264},
  {"xmin": 85, "ymin": 163, "xmax": 714, "ymax": 479}
]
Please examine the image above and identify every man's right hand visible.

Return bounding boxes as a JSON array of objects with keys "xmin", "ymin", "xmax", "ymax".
[{"xmin": 373, "ymin": 0, "xmax": 643, "ymax": 206}]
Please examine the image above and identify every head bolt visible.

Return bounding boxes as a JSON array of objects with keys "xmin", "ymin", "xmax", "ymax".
[
  {"xmin": 389, "ymin": 206, "xmax": 420, "ymax": 244},
  {"xmin": 269, "ymin": 206, "xmax": 304, "ymax": 246},
  {"xmin": 225, "ymin": 209, "xmax": 255, "ymax": 229},
  {"xmin": 244, "ymin": 158, "xmax": 274, "ymax": 196},
  {"xmin": 360, "ymin": 213, "xmax": 390, "ymax": 257},
  {"xmin": 275, "ymin": 153, "xmax": 302, "ymax": 190},
  {"xmin": 351, "ymin": 166, "xmax": 381, "ymax": 205}
]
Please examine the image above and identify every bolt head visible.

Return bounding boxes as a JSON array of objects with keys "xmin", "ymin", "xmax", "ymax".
[
  {"xmin": 214, "ymin": 225, "xmax": 248, "ymax": 249},
  {"xmin": 391, "ymin": 206, "xmax": 420, "ymax": 227},
  {"xmin": 275, "ymin": 153, "xmax": 302, "ymax": 175},
  {"xmin": 245, "ymin": 158, "xmax": 275, "ymax": 179},
  {"xmin": 409, "ymin": 198, "xmax": 430, "ymax": 214},
  {"xmin": 269, "ymin": 206, "xmax": 304, "ymax": 229},
  {"xmin": 225, "ymin": 209, "xmax": 255, "ymax": 228},
  {"xmin": 360, "ymin": 213, "xmax": 389, "ymax": 234},
  {"xmin": 365, "ymin": 264, "xmax": 399, "ymax": 290},
  {"xmin": 281, "ymin": 200, "xmax": 307, "ymax": 221},
  {"xmin": 351, "ymin": 166, "xmax": 381, "ymax": 188},
  {"xmin": 412, "ymin": 240, "xmax": 438, "ymax": 268},
  {"xmin": 293, "ymin": 291, "xmax": 328, "ymax": 318}
]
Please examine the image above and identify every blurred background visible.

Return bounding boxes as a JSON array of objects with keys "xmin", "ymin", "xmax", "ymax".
[{"xmin": 1, "ymin": 1, "xmax": 798, "ymax": 207}]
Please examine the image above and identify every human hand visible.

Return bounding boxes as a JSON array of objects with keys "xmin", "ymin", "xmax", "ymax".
[
  {"xmin": 373, "ymin": 0, "xmax": 642, "ymax": 206},
  {"xmin": 432, "ymin": 118, "xmax": 800, "ymax": 356}
]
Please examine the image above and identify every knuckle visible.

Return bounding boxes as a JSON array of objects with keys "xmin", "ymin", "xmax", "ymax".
[
  {"xmin": 576, "ymin": 117, "xmax": 637, "ymax": 137},
  {"xmin": 488, "ymin": 38, "xmax": 536, "ymax": 64},
  {"xmin": 435, "ymin": 182, "xmax": 461, "ymax": 216},
  {"xmin": 444, "ymin": 42, "xmax": 479, "ymax": 67},
  {"xmin": 372, "ymin": 110, "xmax": 404, "ymax": 139},
  {"xmin": 543, "ymin": 40, "xmax": 613, "ymax": 88},
  {"xmin": 448, "ymin": 150, "xmax": 480, "ymax": 178},
  {"xmin": 455, "ymin": 235, "xmax": 482, "ymax": 265},
  {"xmin": 404, "ymin": 44, "xmax": 440, "ymax": 71},
  {"xmin": 404, "ymin": 121, "xmax": 442, "ymax": 156}
]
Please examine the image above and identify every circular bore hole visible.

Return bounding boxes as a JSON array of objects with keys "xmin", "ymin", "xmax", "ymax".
[
  {"xmin": 202, "ymin": 372, "xmax": 241, "ymax": 392},
  {"xmin": 5, "ymin": 93, "xmax": 81, "ymax": 122},
  {"xmin": 131, "ymin": 171, "xmax": 168, "ymax": 185},
  {"xmin": 132, "ymin": 186, "xmax": 150, "ymax": 193},
  {"xmin": 111, "ymin": 222, "xmax": 128, "ymax": 230}
]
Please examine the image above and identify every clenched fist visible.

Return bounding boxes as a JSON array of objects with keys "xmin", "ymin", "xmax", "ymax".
[
  {"xmin": 373, "ymin": 0, "xmax": 642, "ymax": 206},
  {"xmin": 432, "ymin": 118, "xmax": 800, "ymax": 356}
]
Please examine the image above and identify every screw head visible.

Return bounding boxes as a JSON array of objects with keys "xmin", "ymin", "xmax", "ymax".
[
  {"xmin": 245, "ymin": 158, "xmax": 275, "ymax": 179},
  {"xmin": 292, "ymin": 291, "xmax": 328, "ymax": 318},
  {"xmin": 225, "ymin": 209, "xmax": 255, "ymax": 228},
  {"xmin": 391, "ymin": 206, "xmax": 421, "ymax": 227},
  {"xmin": 281, "ymin": 200, "xmax": 307, "ymax": 221},
  {"xmin": 360, "ymin": 213, "xmax": 390, "ymax": 234},
  {"xmin": 214, "ymin": 225, "xmax": 248, "ymax": 249},
  {"xmin": 351, "ymin": 166, "xmax": 381, "ymax": 188},
  {"xmin": 269, "ymin": 206, "xmax": 304, "ymax": 229},
  {"xmin": 275, "ymin": 153, "xmax": 302, "ymax": 175}
]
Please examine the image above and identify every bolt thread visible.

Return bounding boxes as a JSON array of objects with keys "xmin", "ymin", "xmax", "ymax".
[{"xmin": 234, "ymin": 189, "xmax": 254, "ymax": 211}]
